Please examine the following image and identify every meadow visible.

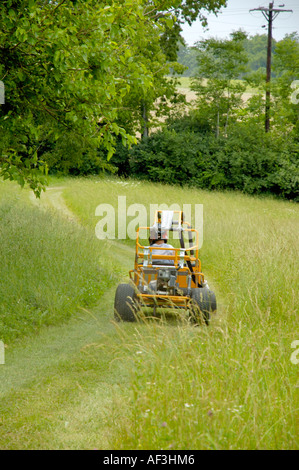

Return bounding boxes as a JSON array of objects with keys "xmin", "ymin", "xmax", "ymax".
[
  {"xmin": 176, "ymin": 77, "xmax": 258, "ymax": 102},
  {"xmin": 0, "ymin": 176, "xmax": 298, "ymax": 449},
  {"xmin": 0, "ymin": 180, "xmax": 115, "ymax": 342}
]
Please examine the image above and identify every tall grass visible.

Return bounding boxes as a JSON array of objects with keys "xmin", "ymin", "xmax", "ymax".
[
  {"xmin": 1, "ymin": 177, "xmax": 297, "ymax": 449},
  {"xmin": 63, "ymin": 177, "xmax": 298, "ymax": 324},
  {"xmin": 110, "ymin": 319, "xmax": 297, "ymax": 449},
  {"xmin": 62, "ymin": 176, "xmax": 299, "ymax": 449},
  {"xmin": 0, "ymin": 181, "xmax": 115, "ymax": 342}
]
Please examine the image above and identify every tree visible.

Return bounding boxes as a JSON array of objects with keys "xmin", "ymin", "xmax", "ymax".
[
  {"xmin": 243, "ymin": 33, "xmax": 299, "ymax": 132},
  {"xmin": 272, "ymin": 33, "xmax": 299, "ymax": 131},
  {"xmin": 116, "ymin": 0, "xmax": 228, "ymax": 139},
  {"xmin": 191, "ymin": 30, "xmax": 249, "ymax": 137},
  {"xmin": 176, "ymin": 44, "xmax": 201, "ymax": 77},
  {"xmin": 114, "ymin": 9, "xmax": 185, "ymax": 140},
  {"xmin": 0, "ymin": 0, "xmax": 155, "ymax": 195},
  {"xmin": 0, "ymin": 0, "xmax": 228, "ymax": 194},
  {"xmin": 243, "ymin": 34, "xmax": 276, "ymax": 74}
]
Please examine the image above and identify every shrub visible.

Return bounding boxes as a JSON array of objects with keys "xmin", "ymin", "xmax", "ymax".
[
  {"xmin": 42, "ymin": 132, "xmax": 116, "ymax": 176},
  {"xmin": 123, "ymin": 121, "xmax": 298, "ymax": 200}
]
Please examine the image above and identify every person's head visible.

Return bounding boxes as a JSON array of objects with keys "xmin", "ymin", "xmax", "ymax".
[{"xmin": 149, "ymin": 226, "xmax": 168, "ymax": 245}]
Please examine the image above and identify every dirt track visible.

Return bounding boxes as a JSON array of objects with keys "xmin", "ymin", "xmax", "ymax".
[{"xmin": 29, "ymin": 186, "xmax": 79, "ymax": 223}]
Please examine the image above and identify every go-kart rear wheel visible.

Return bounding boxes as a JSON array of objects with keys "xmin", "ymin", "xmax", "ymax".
[
  {"xmin": 210, "ymin": 290, "xmax": 217, "ymax": 313},
  {"xmin": 190, "ymin": 287, "xmax": 215, "ymax": 326},
  {"xmin": 114, "ymin": 283, "xmax": 138, "ymax": 322}
]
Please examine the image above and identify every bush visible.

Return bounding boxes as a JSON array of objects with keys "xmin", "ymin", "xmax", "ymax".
[
  {"xmin": 129, "ymin": 129, "xmax": 204, "ymax": 185},
  {"xmin": 122, "ymin": 121, "xmax": 298, "ymax": 200},
  {"xmin": 42, "ymin": 132, "xmax": 116, "ymax": 176}
]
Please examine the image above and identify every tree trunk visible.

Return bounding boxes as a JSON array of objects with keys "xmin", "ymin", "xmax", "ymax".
[
  {"xmin": 142, "ymin": 101, "xmax": 149, "ymax": 139},
  {"xmin": 216, "ymin": 108, "xmax": 220, "ymax": 138}
]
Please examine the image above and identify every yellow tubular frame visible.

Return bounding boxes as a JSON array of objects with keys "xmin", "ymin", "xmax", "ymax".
[{"xmin": 129, "ymin": 211, "xmax": 204, "ymax": 307}]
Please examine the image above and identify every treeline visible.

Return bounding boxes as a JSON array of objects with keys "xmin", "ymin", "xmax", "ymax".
[
  {"xmin": 177, "ymin": 33, "xmax": 278, "ymax": 77},
  {"xmin": 112, "ymin": 118, "xmax": 299, "ymax": 201},
  {"xmin": 45, "ymin": 31, "xmax": 299, "ymax": 201},
  {"xmin": 1, "ymin": 1, "xmax": 298, "ymax": 201},
  {"xmin": 46, "ymin": 114, "xmax": 299, "ymax": 201},
  {"xmin": 1, "ymin": 0, "xmax": 228, "ymax": 195},
  {"xmin": 123, "ymin": 31, "xmax": 298, "ymax": 201}
]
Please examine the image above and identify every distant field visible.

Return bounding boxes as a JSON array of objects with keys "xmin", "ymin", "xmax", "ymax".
[
  {"xmin": 0, "ymin": 177, "xmax": 298, "ymax": 449},
  {"xmin": 176, "ymin": 76, "xmax": 258, "ymax": 102}
]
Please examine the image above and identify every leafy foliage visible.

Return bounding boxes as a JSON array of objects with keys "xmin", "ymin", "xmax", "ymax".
[
  {"xmin": 191, "ymin": 31, "xmax": 249, "ymax": 135},
  {"xmin": 272, "ymin": 33, "xmax": 299, "ymax": 131},
  {"xmin": 176, "ymin": 44, "xmax": 199, "ymax": 77},
  {"xmin": 243, "ymin": 33, "xmax": 276, "ymax": 74},
  {"xmin": 116, "ymin": 116, "xmax": 299, "ymax": 200},
  {"xmin": 1, "ymin": 0, "xmax": 151, "ymax": 194},
  {"xmin": 0, "ymin": 0, "xmax": 227, "ymax": 194}
]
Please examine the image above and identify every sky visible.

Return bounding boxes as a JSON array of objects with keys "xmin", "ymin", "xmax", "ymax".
[{"xmin": 181, "ymin": 0, "xmax": 299, "ymax": 45}]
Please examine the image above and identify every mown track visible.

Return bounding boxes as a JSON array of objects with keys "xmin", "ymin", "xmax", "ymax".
[{"xmin": 0, "ymin": 186, "xmax": 135, "ymax": 449}]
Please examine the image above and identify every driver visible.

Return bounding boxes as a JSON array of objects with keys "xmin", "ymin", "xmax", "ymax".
[{"xmin": 148, "ymin": 227, "xmax": 175, "ymax": 265}]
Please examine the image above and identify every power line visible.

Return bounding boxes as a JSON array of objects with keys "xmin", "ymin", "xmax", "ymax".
[{"xmin": 249, "ymin": 2, "xmax": 293, "ymax": 132}]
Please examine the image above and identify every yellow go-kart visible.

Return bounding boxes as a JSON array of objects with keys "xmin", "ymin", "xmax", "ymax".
[{"xmin": 114, "ymin": 210, "xmax": 216, "ymax": 325}]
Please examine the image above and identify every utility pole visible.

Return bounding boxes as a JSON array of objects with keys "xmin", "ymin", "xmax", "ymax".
[{"xmin": 250, "ymin": 2, "xmax": 293, "ymax": 132}]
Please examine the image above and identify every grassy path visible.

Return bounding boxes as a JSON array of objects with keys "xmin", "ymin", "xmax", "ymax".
[
  {"xmin": 0, "ymin": 186, "xmax": 135, "ymax": 449},
  {"xmin": 1, "ymin": 180, "xmax": 298, "ymax": 449}
]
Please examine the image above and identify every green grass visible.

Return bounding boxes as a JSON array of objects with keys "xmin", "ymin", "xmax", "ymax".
[
  {"xmin": 176, "ymin": 77, "xmax": 193, "ymax": 88},
  {"xmin": 0, "ymin": 177, "xmax": 298, "ymax": 449},
  {"xmin": 62, "ymin": 176, "xmax": 299, "ymax": 449},
  {"xmin": 112, "ymin": 321, "xmax": 298, "ymax": 450},
  {"xmin": 0, "ymin": 288, "xmax": 136, "ymax": 449},
  {"xmin": 0, "ymin": 180, "xmax": 115, "ymax": 342},
  {"xmin": 62, "ymin": 176, "xmax": 298, "ymax": 324}
]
